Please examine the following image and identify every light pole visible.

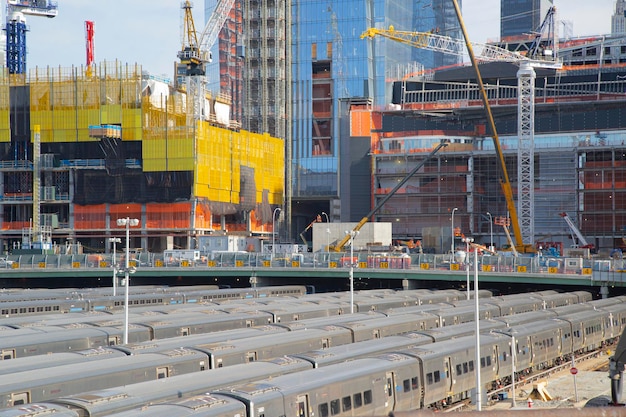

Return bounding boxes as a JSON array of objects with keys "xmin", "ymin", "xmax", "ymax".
[
  {"xmin": 511, "ymin": 331, "xmax": 518, "ymax": 408},
  {"xmin": 346, "ymin": 230, "xmax": 359, "ymax": 314},
  {"xmin": 462, "ymin": 237, "xmax": 473, "ymax": 300},
  {"xmin": 474, "ymin": 246, "xmax": 481, "ymax": 411},
  {"xmin": 487, "ymin": 211, "xmax": 493, "ymax": 251},
  {"xmin": 272, "ymin": 208, "xmax": 281, "ymax": 257},
  {"xmin": 109, "ymin": 237, "xmax": 121, "ymax": 296},
  {"xmin": 321, "ymin": 212, "xmax": 329, "ymax": 256},
  {"xmin": 117, "ymin": 217, "xmax": 139, "ymax": 345},
  {"xmin": 451, "ymin": 207, "xmax": 458, "ymax": 261}
]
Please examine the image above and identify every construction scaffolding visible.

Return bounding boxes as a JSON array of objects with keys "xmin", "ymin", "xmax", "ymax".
[{"xmin": 0, "ymin": 62, "xmax": 285, "ymax": 253}]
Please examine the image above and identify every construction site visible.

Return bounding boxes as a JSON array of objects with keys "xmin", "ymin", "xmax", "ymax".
[
  {"xmin": 0, "ymin": 0, "xmax": 285, "ymax": 254},
  {"xmin": 355, "ymin": 18, "xmax": 626, "ymax": 255}
]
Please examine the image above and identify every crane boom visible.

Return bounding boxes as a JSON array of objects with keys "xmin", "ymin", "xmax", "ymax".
[
  {"xmin": 331, "ymin": 141, "xmax": 448, "ymax": 252},
  {"xmin": 559, "ymin": 212, "xmax": 593, "ymax": 248},
  {"xmin": 199, "ymin": 0, "xmax": 235, "ymax": 58}
]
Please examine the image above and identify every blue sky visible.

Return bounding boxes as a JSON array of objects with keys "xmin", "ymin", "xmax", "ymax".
[{"xmin": 17, "ymin": 0, "xmax": 617, "ymax": 78}]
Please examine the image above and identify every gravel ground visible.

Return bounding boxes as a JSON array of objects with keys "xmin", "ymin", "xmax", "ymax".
[{"xmin": 485, "ymin": 351, "xmax": 613, "ymax": 410}]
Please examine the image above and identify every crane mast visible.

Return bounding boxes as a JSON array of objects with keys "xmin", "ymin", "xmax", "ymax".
[
  {"xmin": 5, "ymin": 0, "xmax": 58, "ymax": 74},
  {"xmin": 177, "ymin": 0, "xmax": 235, "ymax": 123},
  {"xmin": 360, "ymin": 3, "xmax": 561, "ymax": 253}
]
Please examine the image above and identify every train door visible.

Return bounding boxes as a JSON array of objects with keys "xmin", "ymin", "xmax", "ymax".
[
  {"xmin": 385, "ymin": 371, "xmax": 397, "ymax": 409},
  {"xmin": 296, "ymin": 394, "xmax": 309, "ymax": 417},
  {"xmin": 445, "ymin": 357, "xmax": 453, "ymax": 392}
]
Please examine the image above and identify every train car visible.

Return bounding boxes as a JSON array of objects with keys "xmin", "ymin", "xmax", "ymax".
[
  {"xmin": 133, "ymin": 310, "xmax": 274, "ymax": 339},
  {"xmin": 555, "ymin": 309, "xmax": 611, "ymax": 353},
  {"xmin": 188, "ymin": 326, "xmax": 354, "ymax": 368},
  {"xmin": 214, "ymin": 353, "xmax": 422, "ymax": 417},
  {"xmin": 490, "ymin": 309, "xmax": 557, "ymax": 327},
  {"xmin": 35, "ymin": 357, "xmax": 312, "ymax": 417},
  {"xmin": 414, "ymin": 320, "xmax": 506, "ymax": 343},
  {"xmin": 110, "ymin": 325, "xmax": 288, "ymax": 355},
  {"xmin": 428, "ymin": 303, "xmax": 500, "ymax": 326},
  {"xmin": 291, "ymin": 332, "xmax": 434, "ymax": 368},
  {"xmin": 394, "ymin": 333, "xmax": 510, "ymax": 408},
  {"xmin": 483, "ymin": 296, "xmax": 543, "ymax": 316},
  {"xmin": 0, "ymin": 349, "xmax": 209, "ymax": 408},
  {"xmin": 0, "ymin": 347, "xmax": 126, "ymax": 376},
  {"xmin": 331, "ymin": 313, "xmax": 439, "ymax": 342},
  {"xmin": 102, "ymin": 394, "xmax": 247, "ymax": 417},
  {"xmin": 493, "ymin": 319, "xmax": 571, "ymax": 372},
  {"xmin": 0, "ymin": 327, "xmax": 123, "ymax": 360},
  {"xmin": 271, "ymin": 311, "xmax": 387, "ymax": 330},
  {"xmin": 0, "ymin": 403, "xmax": 80, "ymax": 417}
]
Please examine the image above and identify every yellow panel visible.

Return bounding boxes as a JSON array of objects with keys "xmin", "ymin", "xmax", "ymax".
[
  {"xmin": 143, "ymin": 159, "xmax": 167, "ymax": 171},
  {"xmin": 101, "ymin": 104, "xmax": 122, "ymax": 125}
]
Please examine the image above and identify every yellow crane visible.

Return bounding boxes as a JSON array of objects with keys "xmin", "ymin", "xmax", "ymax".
[{"xmin": 360, "ymin": 1, "xmax": 560, "ymax": 253}]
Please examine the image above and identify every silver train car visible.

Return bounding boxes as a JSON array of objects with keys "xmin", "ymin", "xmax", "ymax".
[{"xmin": 3, "ymin": 297, "xmax": 625, "ymax": 416}]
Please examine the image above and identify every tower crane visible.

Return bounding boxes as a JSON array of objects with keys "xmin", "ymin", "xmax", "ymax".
[
  {"xmin": 360, "ymin": 3, "xmax": 561, "ymax": 254},
  {"xmin": 5, "ymin": 0, "xmax": 58, "ymax": 74},
  {"xmin": 177, "ymin": 0, "xmax": 235, "ymax": 122}
]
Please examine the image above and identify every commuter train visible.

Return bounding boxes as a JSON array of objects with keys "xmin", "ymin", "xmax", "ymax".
[
  {"xmin": 0, "ymin": 289, "xmax": 598, "ymax": 360},
  {"xmin": 0, "ymin": 285, "xmax": 308, "ymax": 317},
  {"xmin": 0, "ymin": 291, "xmax": 622, "ymax": 413},
  {"xmin": 3, "ymin": 296, "xmax": 626, "ymax": 416}
]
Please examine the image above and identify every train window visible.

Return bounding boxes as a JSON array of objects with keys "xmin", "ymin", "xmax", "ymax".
[
  {"xmin": 200, "ymin": 361, "xmax": 206, "ymax": 371},
  {"xmin": 456, "ymin": 364, "xmax": 462, "ymax": 375},
  {"xmin": 434, "ymin": 371, "xmax": 441, "ymax": 383},
  {"xmin": 503, "ymin": 352, "xmax": 508, "ymax": 361},
  {"xmin": 463, "ymin": 362, "xmax": 469, "ymax": 373},
  {"xmin": 19, "ymin": 308, "xmax": 26, "ymax": 313},
  {"xmin": 181, "ymin": 327, "xmax": 190, "ymax": 336},
  {"xmin": 364, "ymin": 390, "xmax": 373, "ymax": 405},
  {"xmin": 427, "ymin": 373, "xmax": 433, "ymax": 385},
  {"xmin": 322, "ymin": 339, "xmax": 330, "ymax": 349},
  {"xmin": 319, "ymin": 403, "xmax": 329, "ymax": 417},
  {"xmin": 1, "ymin": 309, "xmax": 6, "ymax": 314},
  {"xmin": 10, "ymin": 391, "xmax": 29, "ymax": 406},
  {"xmin": 246, "ymin": 320, "xmax": 253, "ymax": 327},
  {"xmin": 28, "ymin": 307, "xmax": 34, "ymax": 312},
  {"xmin": 480, "ymin": 358, "xmax": 485, "ymax": 368},
  {"xmin": 403, "ymin": 379, "xmax": 411, "ymax": 392},
  {"xmin": 36, "ymin": 307, "xmax": 43, "ymax": 312},
  {"xmin": 330, "ymin": 399, "xmax": 340, "ymax": 415},
  {"xmin": 412, "ymin": 377, "xmax": 418, "ymax": 390},
  {"xmin": 246, "ymin": 352, "xmax": 257, "ymax": 362},
  {"xmin": 217, "ymin": 359, "xmax": 223, "ymax": 368},
  {"xmin": 10, "ymin": 309, "xmax": 16, "ymax": 314},
  {"xmin": 486, "ymin": 356, "xmax": 491, "ymax": 366},
  {"xmin": 469, "ymin": 360, "xmax": 474, "ymax": 371},
  {"xmin": 156, "ymin": 367, "xmax": 169, "ymax": 379},
  {"xmin": 353, "ymin": 393, "xmax": 363, "ymax": 408},
  {"xmin": 342, "ymin": 396, "xmax": 352, "ymax": 411}
]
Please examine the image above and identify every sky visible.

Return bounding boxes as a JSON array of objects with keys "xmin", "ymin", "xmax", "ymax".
[{"xmin": 13, "ymin": 0, "xmax": 619, "ymax": 78}]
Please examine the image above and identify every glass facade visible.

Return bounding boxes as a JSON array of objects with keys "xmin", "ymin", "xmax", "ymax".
[
  {"xmin": 291, "ymin": 0, "xmax": 461, "ymax": 200},
  {"xmin": 500, "ymin": 0, "xmax": 553, "ymax": 39}
]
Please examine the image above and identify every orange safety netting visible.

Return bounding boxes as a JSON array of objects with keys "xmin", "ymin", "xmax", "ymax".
[
  {"xmin": 74, "ymin": 204, "xmax": 106, "ymax": 229},
  {"xmin": 145, "ymin": 202, "xmax": 191, "ymax": 229}
]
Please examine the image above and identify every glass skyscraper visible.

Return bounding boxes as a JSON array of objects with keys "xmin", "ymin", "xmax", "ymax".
[
  {"xmin": 500, "ymin": 0, "xmax": 553, "ymax": 39},
  {"xmin": 205, "ymin": 0, "xmax": 463, "ymax": 235}
]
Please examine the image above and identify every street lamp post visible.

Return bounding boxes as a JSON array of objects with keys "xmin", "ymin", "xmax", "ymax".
[
  {"xmin": 272, "ymin": 208, "xmax": 281, "ymax": 257},
  {"xmin": 487, "ymin": 212, "xmax": 493, "ymax": 251},
  {"xmin": 462, "ymin": 237, "xmax": 474, "ymax": 300},
  {"xmin": 511, "ymin": 331, "xmax": 517, "ymax": 408},
  {"xmin": 117, "ymin": 217, "xmax": 139, "ymax": 345},
  {"xmin": 109, "ymin": 237, "xmax": 121, "ymax": 296},
  {"xmin": 346, "ymin": 230, "xmax": 359, "ymax": 314},
  {"xmin": 474, "ymin": 246, "xmax": 481, "ymax": 411},
  {"xmin": 451, "ymin": 207, "xmax": 458, "ymax": 261},
  {"xmin": 321, "ymin": 212, "xmax": 329, "ymax": 255}
]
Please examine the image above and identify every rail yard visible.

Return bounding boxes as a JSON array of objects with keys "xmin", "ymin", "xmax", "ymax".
[{"xmin": 0, "ymin": 285, "xmax": 623, "ymax": 415}]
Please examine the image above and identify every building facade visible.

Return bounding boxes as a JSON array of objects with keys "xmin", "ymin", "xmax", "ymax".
[
  {"xmin": 0, "ymin": 62, "xmax": 284, "ymax": 254},
  {"xmin": 500, "ymin": 0, "xmax": 553, "ymax": 39}
]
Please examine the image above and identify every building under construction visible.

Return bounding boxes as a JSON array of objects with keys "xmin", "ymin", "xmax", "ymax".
[
  {"xmin": 348, "ymin": 61, "xmax": 626, "ymax": 254},
  {"xmin": 0, "ymin": 62, "xmax": 284, "ymax": 253}
]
